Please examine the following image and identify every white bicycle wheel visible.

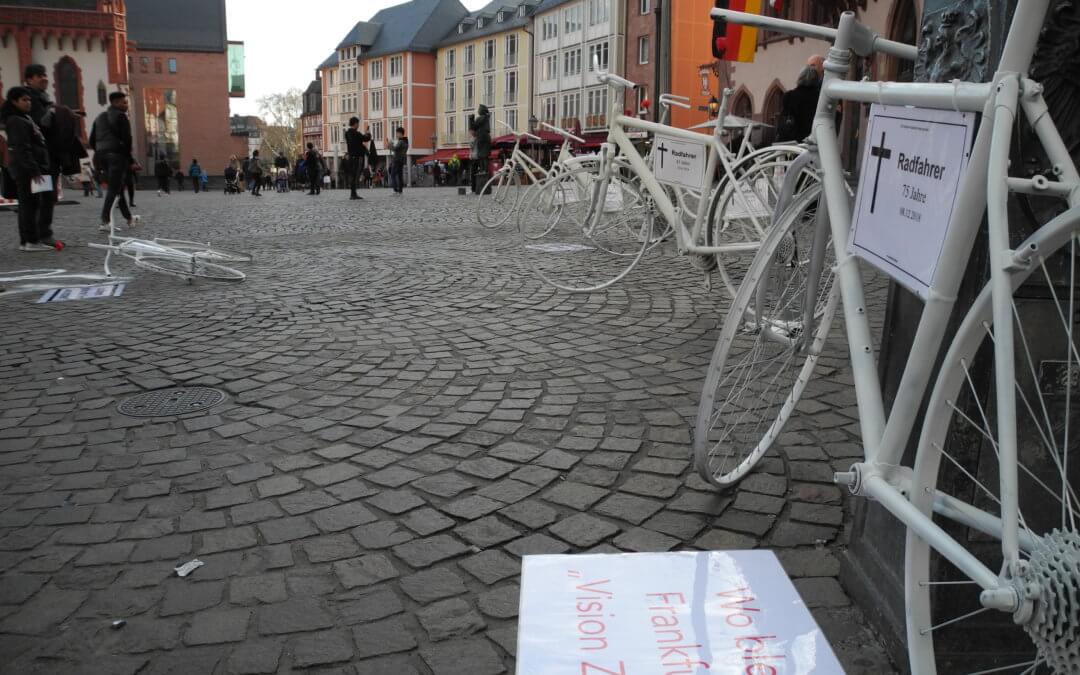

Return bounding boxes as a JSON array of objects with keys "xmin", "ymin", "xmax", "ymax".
[
  {"xmin": 153, "ymin": 239, "xmax": 252, "ymax": 263},
  {"xmin": 708, "ymin": 145, "xmax": 811, "ymax": 299},
  {"xmin": 518, "ymin": 163, "xmax": 654, "ymax": 293},
  {"xmin": 135, "ymin": 255, "xmax": 245, "ymax": 281},
  {"xmin": 694, "ymin": 185, "xmax": 837, "ymax": 487},
  {"xmin": 907, "ymin": 206, "xmax": 1080, "ymax": 674},
  {"xmin": 477, "ymin": 169, "xmax": 521, "ymax": 229}
]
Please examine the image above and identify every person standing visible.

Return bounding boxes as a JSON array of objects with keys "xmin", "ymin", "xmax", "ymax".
[
  {"xmin": 2, "ymin": 87, "xmax": 54, "ymax": 251},
  {"xmin": 248, "ymin": 150, "xmax": 263, "ymax": 196},
  {"xmin": 189, "ymin": 158, "xmax": 203, "ymax": 193},
  {"xmin": 304, "ymin": 143, "xmax": 322, "ymax": 195},
  {"xmin": 468, "ymin": 104, "xmax": 491, "ymax": 193},
  {"xmin": 21, "ymin": 64, "xmax": 62, "ymax": 245},
  {"xmin": 389, "ymin": 127, "xmax": 409, "ymax": 195},
  {"xmin": 344, "ymin": 117, "xmax": 371, "ymax": 200},
  {"xmin": 89, "ymin": 91, "xmax": 140, "ymax": 231},
  {"xmin": 776, "ymin": 55, "xmax": 824, "ymax": 143},
  {"xmin": 154, "ymin": 156, "xmax": 171, "ymax": 195}
]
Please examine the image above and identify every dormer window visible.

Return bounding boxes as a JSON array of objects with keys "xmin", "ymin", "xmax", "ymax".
[
  {"xmin": 497, "ymin": 11, "xmax": 504, "ymax": 21},
  {"xmin": 458, "ymin": 23, "xmax": 465, "ymax": 33},
  {"xmin": 519, "ymin": 5, "xmax": 526, "ymax": 17},
  {"xmin": 477, "ymin": 17, "xmax": 484, "ymax": 28}
]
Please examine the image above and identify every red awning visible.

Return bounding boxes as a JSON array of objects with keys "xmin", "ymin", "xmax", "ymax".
[
  {"xmin": 575, "ymin": 132, "xmax": 609, "ymax": 150},
  {"xmin": 415, "ymin": 147, "xmax": 468, "ymax": 163}
]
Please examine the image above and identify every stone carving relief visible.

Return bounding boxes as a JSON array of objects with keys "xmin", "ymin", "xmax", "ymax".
[{"xmin": 915, "ymin": 1, "xmax": 991, "ymax": 83}]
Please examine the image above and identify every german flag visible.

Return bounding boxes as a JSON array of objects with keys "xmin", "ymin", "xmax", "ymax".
[{"xmin": 712, "ymin": 0, "xmax": 771, "ymax": 63}]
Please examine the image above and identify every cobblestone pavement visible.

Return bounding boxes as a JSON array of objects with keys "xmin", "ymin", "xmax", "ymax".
[{"xmin": 0, "ymin": 187, "xmax": 896, "ymax": 674}]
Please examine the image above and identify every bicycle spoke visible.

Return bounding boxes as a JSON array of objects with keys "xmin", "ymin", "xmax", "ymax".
[
  {"xmin": 967, "ymin": 659, "xmax": 1043, "ymax": 675},
  {"xmin": 919, "ymin": 606, "xmax": 990, "ymax": 636}
]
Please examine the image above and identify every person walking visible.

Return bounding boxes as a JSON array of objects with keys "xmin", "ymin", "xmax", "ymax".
[
  {"xmin": 188, "ymin": 159, "xmax": 203, "ymax": 193},
  {"xmin": 3, "ymin": 87, "xmax": 55, "ymax": 251},
  {"xmin": 248, "ymin": 150, "xmax": 264, "ymax": 196},
  {"xmin": 126, "ymin": 165, "xmax": 138, "ymax": 207},
  {"xmin": 154, "ymin": 156, "xmax": 171, "ymax": 195},
  {"xmin": 89, "ymin": 91, "xmax": 140, "ymax": 231},
  {"xmin": 344, "ymin": 117, "xmax": 371, "ymax": 200},
  {"xmin": 389, "ymin": 127, "xmax": 408, "ymax": 195},
  {"xmin": 304, "ymin": 143, "xmax": 322, "ymax": 195}
]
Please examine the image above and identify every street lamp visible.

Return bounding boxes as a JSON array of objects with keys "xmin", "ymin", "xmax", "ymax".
[
  {"xmin": 528, "ymin": 114, "xmax": 538, "ymax": 133},
  {"xmin": 708, "ymin": 96, "xmax": 720, "ymax": 118}
]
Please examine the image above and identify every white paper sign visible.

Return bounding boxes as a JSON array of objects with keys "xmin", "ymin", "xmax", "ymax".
[
  {"xmin": 652, "ymin": 133, "xmax": 709, "ymax": 191},
  {"xmin": 517, "ymin": 551, "xmax": 843, "ymax": 675},
  {"xmin": 37, "ymin": 283, "xmax": 126, "ymax": 303},
  {"xmin": 848, "ymin": 104, "xmax": 975, "ymax": 299}
]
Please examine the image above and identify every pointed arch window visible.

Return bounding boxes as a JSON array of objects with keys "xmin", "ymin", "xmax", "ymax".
[
  {"xmin": 55, "ymin": 56, "xmax": 82, "ymax": 110},
  {"xmin": 98, "ymin": 81, "xmax": 107, "ymax": 106}
]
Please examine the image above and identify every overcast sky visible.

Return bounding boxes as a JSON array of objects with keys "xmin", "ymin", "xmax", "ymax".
[{"xmin": 226, "ymin": 0, "xmax": 491, "ymax": 117}]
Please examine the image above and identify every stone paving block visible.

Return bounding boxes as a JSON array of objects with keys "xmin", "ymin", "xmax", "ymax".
[
  {"xmin": 456, "ymin": 457, "xmax": 516, "ymax": 480},
  {"xmin": 619, "ymin": 474, "xmax": 682, "ymax": 499},
  {"xmin": 477, "ymin": 584, "xmax": 519, "ymax": 619},
  {"xmin": 332, "ymin": 586, "xmax": 404, "ymax": 624},
  {"xmin": 613, "ymin": 527, "xmax": 680, "ymax": 552},
  {"xmin": 419, "ymin": 637, "xmax": 506, "ymax": 675},
  {"xmin": 178, "ymin": 511, "xmax": 227, "ymax": 532},
  {"xmin": 794, "ymin": 577, "xmax": 851, "ymax": 608},
  {"xmin": 256, "ymin": 517, "xmax": 317, "ymax": 545},
  {"xmin": 160, "ymin": 580, "xmax": 224, "ymax": 616},
  {"xmin": 789, "ymin": 482, "xmax": 843, "ymax": 505},
  {"xmin": 459, "ymin": 550, "xmax": 520, "ymax": 585},
  {"xmin": 130, "ymin": 534, "xmax": 192, "ymax": 562},
  {"xmin": 302, "ymin": 462, "xmax": 364, "ymax": 487},
  {"xmin": 400, "ymin": 567, "xmax": 468, "ymax": 604},
  {"xmin": 455, "ymin": 516, "xmax": 521, "ymax": 549},
  {"xmin": 352, "ymin": 616, "xmax": 417, "ymax": 659},
  {"xmin": 278, "ymin": 490, "xmax": 339, "ymax": 515},
  {"xmin": 230, "ymin": 501, "xmax": 284, "ymax": 525},
  {"xmin": 768, "ymin": 521, "xmax": 838, "ymax": 547},
  {"xmin": 256, "ymin": 597, "xmax": 335, "ymax": 635},
  {"xmin": 200, "ymin": 526, "xmax": 258, "ymax": 553},
  {"xmin": 325, "ymin": 478, "xmax": 379, "ymax": 502},
  {"xmin": 366, "ymin": 466, "xmax": 425, "ymax": 488},
  {"xmin": 310, "ymin": 502, "xmax": 379, "ymax": 532},
  {"xmin": 230, "ymin": 573, "xmax": 289, "ymax": 605},
  {"xmin": 123, "ymin": 481, "xmax": 171, "ymax": 500},
  {"xmin": 393, "ymin": 535, "xmax": 470, "ymax": 568},
  {"xmin": 205, "ymin": 486, "xmax": 253, "ymax": 510},
  {"xmin": 333, "ymin": 553, "xmax": 399, "ymax": 589},
  {"xmin": 303, "ymin": 533, "xmax": 362, "ymax": 563},
  {"xmin": 775, "ymin": 548, "xmax": 841, "ymax": 578},
  {"xmin": 593, "ymin": 493, "xmax": 665, "ymax": 525},
  {"xmin": 290, "ymin": 629, "xmax": 355, "ymax": 668},
  {"xmin": 353, "ymin": 521, "xmax": 416, "ymax": 549},
  {"xmin": 488, "ymin": 442, "xmax": 544, "ymax": 463},
  {"xmin": 75, "ymin": 541, "xmax": 135, "ymax": 566},
  {"xmin": 254, "ymin": 475, "xmax": 303, "ymax": 499},
  {"xmin": 549, "ymin": 513, "xmax": 620, "ymax": 548},
  {"xmin": 504, "ymin": 533, "xmax": 571, "ymax": 557},
  {"xmin": 367, "ymin": 489, "xmax": 426, "ymax": 515},
  {"xmin": 789, "ymin": 502, "xmax": 844, "ymax": 526},
  {"xmin": 693, "ymin": 529, "xmax": 758, "ymax": 550},
  {"xmin": 352, "ymin": 449, "xmax": 405, "ymax": 469},
  {"xmin": 0, "ymin": 573, "xmax": 46, "ymax": 604},
  {"xmin": 225, "ymin": 639, "xmax": 282, "ymax": 674},
  {"xmin": 641, "ymin": 511, "xmax": 708, "ymax": 540},
  {"xmin": 184, "ymin": 608, "xmax": 251, "ymax": 645},
  {"xmin": 476, "ymin": 478, "xmax": 539, "ymax": 504},
  {"xmin": 542, "ymin": 482, "xmax": 609, "ymax": 511},
  {"xmin": 413, "ymin": 473, "xmax": 476, "ymax": 498},
  {"xmin": 498, "ymin": 499, "xmax": 558, "ymax": 529},
  {"xmin": 440, "ymin": 495, "xmax": 503, "ymax": 520},
  {"xmin": 417, "ymin": 597, "xmax": 486, "ymax": 641},
  {"xmin": 533, "ymin": 449, "xmax": 579, "ymax": 470},
  {"xmin": 401, "ymin": 507, "xmax": 456, "ymax": 536},
  {"xmin": 225, "ymin": 463, "xmax": 273, "ymax": 485},
  {"xmin": 57, "ymin": 523, "xmax": 121, "ymax": 545},
  {"xmin": 0, "ymin": 587, "xmax": 87, "ymax": 634}
]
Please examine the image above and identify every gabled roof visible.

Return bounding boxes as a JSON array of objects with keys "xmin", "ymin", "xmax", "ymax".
[
  {"xmin": 337, "ymin": 21, "xmax": 381, "ymax": 50},
  {"xmin": 318, "ymin": 51, "xmax": 339, "ymax": 70},
  {"xmin": 437, "ymin": 0, "xmax": 536, "ymax": 47},
  {"xmin": 533, "ymin": 0, "xmax": 576, "ymax": 16},
  {"xmin": 360, "ymin": 0, "xmax": 470, "ymax": 58},
  {"xmin": 125, "ymin": 0, "xmax": 227, "ymax": 53}
]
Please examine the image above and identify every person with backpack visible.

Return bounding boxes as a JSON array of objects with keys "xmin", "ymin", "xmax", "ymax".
[
  {"xmin": 189, "ymin": 159, "xmax": 203, "ymax": 193},
  {"xmin": 89, "ymin": 91, "xmax": 140, "ymax": 231},
  {"xmin": 389, "ymin": 127, "xmax": 409, "ymax": 195}
]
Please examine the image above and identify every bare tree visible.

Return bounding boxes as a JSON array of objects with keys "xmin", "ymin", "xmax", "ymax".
[{"xmin": 257, "ymin": 89, "xmax": 302, "ymax": 160}]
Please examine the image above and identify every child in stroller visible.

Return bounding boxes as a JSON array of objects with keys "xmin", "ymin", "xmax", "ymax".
[
  {"xmin": 223, "ymin": 165, "xmax": 242, "ymax": 194},
  {"xmin": 275, "ymin": 168, "xmax": 289, "ymax": 193}
]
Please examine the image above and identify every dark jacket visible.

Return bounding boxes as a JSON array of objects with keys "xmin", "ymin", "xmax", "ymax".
[
  {"xmin": 345, "ymin": 128, "xmax": 371, "ymax": 159},
  {"xmin": 777, "ymin": 83, "xmax": 820, "ymax": 143},
  {"xmin": 273, "ymin": 154, "xmax": 289, "ymax": 169},
  {"xmin": 391, "ymin": 136, "xmax": 409, "ymax": 168},
  {"xmin": 46, "ymin": 105, "xmax": 88, "ymax": 175},
  {"xmin": 3, "ymin": 111, "xmax": 49, "ymax": 180},
  {"xmin": 26, "ymin": 87, "xmax": 52, "ymax": 128},
  {"xmin": 154, "ymin": 159, "xmax": 171, "ymax": 178},
  {"xmin": 470, "ymin": 105, "xmax": 492, "ymax": 160},
  {"xmin": 304, "ymin": 148, "xmax": 323, "ymax": 177},
  {"xmin": 89, "ymin": 106, "xmax": 134, "ymax": 162}
]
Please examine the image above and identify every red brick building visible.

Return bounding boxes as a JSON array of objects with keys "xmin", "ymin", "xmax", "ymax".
[
  {"xmin": 124, "ymin": 0, "xmax": 245, "ymax": 177},
  {"xmin": 625, "ymin": 0, "xmax": 656, "ymax": 115}
]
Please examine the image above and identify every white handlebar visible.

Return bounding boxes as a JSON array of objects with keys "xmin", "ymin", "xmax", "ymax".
[
  {"xmin": 497, "ymin": 118, "xmax": 542, "ymax": 141},
  {"xmin": 593, "ymin": 55, "xmax": 636, "ymax": 90},
  {"xmin": 658, "ymin": 94, "xmax": 691, "ymax": 110},
  {"xmin": 541, "ymin": 122, "xmax": 585, "ymax": 144}
]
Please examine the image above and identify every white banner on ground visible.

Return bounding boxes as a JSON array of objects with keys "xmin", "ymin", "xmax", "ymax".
[
  {"xmin": 517, "ymin": 550, "xmax": 843, "ymax": 675},
  {"xmin": 848, "ymin": 104, "xmax": 975, "ymax": 300},
  {"xmin": 37, "ymin": 283, "xmax": 126, "ymax": 303}
]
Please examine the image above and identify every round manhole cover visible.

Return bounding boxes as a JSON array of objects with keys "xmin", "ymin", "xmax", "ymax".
[{"xmin": 117, "ymin": 387, "xmax": 227, "ymax": 417}]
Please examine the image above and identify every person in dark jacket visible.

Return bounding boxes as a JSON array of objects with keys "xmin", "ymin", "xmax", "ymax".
[
  {"xmin": 344, "ymin": 117, "xmax": 371, "ymax": 200},
  {"xmin": 89, "ymin": 91, "xmax": 140, "ymax": 230},
  {"xmin": 248, "ymin": 150, "xmax": 263, "ymax": 196},
  {"xmin": 776, "ymin": 55, "xmax": 824, "ymax": 143},
  {"xmin": 2, "ymin": 87, "xmax": 55, "ymax": 251},
  {"xmin": 468, "ymin": 104, "xmax": 491, "ymax": 193},
  {"xmin": 304, "ymin": 143, "xmax": 323, "ymax": 195},
  {"xmin": 175, "ymin": 168, "xmax": 185, "ymax": 191},
  {"xmin": 23, "ymin": 64, "xmax": 62, "ymax": 243},
  {"xmin": 154, "ymin": 156, "xmax": 171, "ymax": 195},
  {"xmin": 389, "ymin": 127, "xmax": 409, "ymax": 195}
]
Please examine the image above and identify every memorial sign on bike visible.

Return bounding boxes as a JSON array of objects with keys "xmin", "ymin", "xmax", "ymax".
[
  {"xmin": 651, "ymin": 132, "xmax": 709, "ymax": 191},
  {"xmin": 848, "ymin": 104, "xmax": 975, "ymax": 300},
  {"xmin": 516, "ymin": 551, "xmax": 843, "ymax": 674}
]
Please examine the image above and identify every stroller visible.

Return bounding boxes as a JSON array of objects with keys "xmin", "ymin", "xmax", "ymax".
[
  {"xmin": 223, "ymin": 166, "xmax": 242, "ymax": 194},
  {"xmin": 275, "ymin": 168, "xmax": 289, "ymax": 193}
]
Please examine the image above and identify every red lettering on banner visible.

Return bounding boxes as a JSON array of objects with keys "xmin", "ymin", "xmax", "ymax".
[
  {"xmin": 581, "ymin": 661, "xmax": 628, "ymax": 675},
  {"xmin": 745, "ymin": 665, "xmax": 778, "ymax": 675},
  {"xmin": 575, "ymin": 579, "xmax": 614, "ymax": 652}
]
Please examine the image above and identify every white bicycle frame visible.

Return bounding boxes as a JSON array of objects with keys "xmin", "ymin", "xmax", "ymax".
[
  {"xmin": 590, "ymin": 60, "xmax": 800, "ymax": 259},
  {"xmin": 716, "ymin": 0, "xmax": 1080, "ymax": 608}
]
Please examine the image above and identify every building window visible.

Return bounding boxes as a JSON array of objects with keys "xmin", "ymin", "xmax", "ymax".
[
  {"xmin": 564, "ymin": 48, "xmax": 581, "ymax": 76},
  {"xmin": 564, "ymin": 5, "xmax": 582, "ymax": 33},
  {"xmin": 55, "ymin": 57, "xmax": 81, "ymax": 110},
  {"xmin": 370, "ymin": 90, "xmax": 383, "ymax": 113},
  {"xmin": 505, "ymin": 34, "xmax": 518, "ymax": 67},
  {"xmin": 505, "ymin": 108, "xmax": 518, "ymax": 132},
  {"xmin": 588, "ymin": 0, "xmax": 610, "ymax": 25},
  {"xmin": 389, "ymin": 56, "xmax": 402, "ymax": 79},
  {"xmin": 140, "ymin": 57, "xmax": 149, "ymax": 73},
  {"xmin": 587, "ymin": 87, "xmax": 608, "ymax": 126},
  {"xmin": 446, "ymin": 49, "xmax": 456, "ymax": 77},
  {"xmin": 640, "ymin": 0, "xmax": 650, "ymax": 14},
  {"xmin": 638, "ymin": 36, "xmax": 650, "ymax": 64},
  {"xmin": 464, "ymin": 78, "xmax": 475, "ymax": 110},
  {"xmin": 142, "ymin": 88, "xmax": 179, "ymax": 165},
  {"xmin": 542, "ymin": 15, "xmax": 558, "ymax": 41},
  {"xmin": 154, "ymin": 58, "xmax": 162, "ymax": 74},
  {"xmin": 446, "ymin": 81, "xmax": 456, "ymax": 110},
  {"xmin": 483, "ymin": 39, "xmax": 496, "ymax": 71},
  {"xmin": 543, "ymin": 96, "xmax": 557, "ymax": 123},
  {"xmin": 482, "ymin": 74, "xmax": 495, "ymax": 106},
  {"xmin": 446, "ymin": 113, "xmax": 456, "ymax": 139},
  {"xmin": 561, "ymin": 92, "xmax": 581, "ymax": 125},
  {"xmin": 636, "ymin": 85, "xmax": 649, "ymax": 113},
  {"xmin": 371, "ymin": 121, "xmax": 384, "ymax": 145},
  {"xmin": 504, "ymin": 70, "xmax": 518, "ymax": 104},
  {"xmin": 168, "ymin": 58, "xmax": 177, "ymax": 73},
  {"xmin": 390, "ymin": 87, "xmax": 403, "ymax": 111},
  {"xmin": 588, "ymin": 42, "xmax": 609, "ymax": 71},
  {"xmin": 477, "ymin": 17, "xmax": 484, "ymax": 28},
  {"xmin": 543, "ymin": 54, "xmax": 558, "ymax": 81},
  {"xmin": 370, "ymin": 60, "xmax": 383, "ymax": 81},
  {"xmin": 464, "ymin": 45, "xmax": 475, "ymax": 74},
  {"xmin": 97, "ymin": 80, "xmax": 107, "ymax": 106}
]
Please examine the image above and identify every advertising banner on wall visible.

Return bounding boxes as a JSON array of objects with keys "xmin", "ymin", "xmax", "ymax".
[
  {"xmin": 518, "ymin": 550, "xmax": 843, "ymax": 674},
  {"xmin": 228, "ymin": 42, "xmax": 245, "ymax": 98}
]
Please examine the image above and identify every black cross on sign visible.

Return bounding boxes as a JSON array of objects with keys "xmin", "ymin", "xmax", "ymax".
[
  {"xmin": 869, "ymin": 131, "xmax": 892, "ymax": 214},
  {"xmin": 657, "ymin": 142, "xmax": 669, "ymax": 169}
]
